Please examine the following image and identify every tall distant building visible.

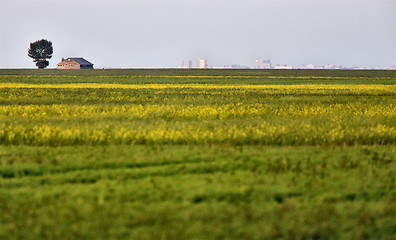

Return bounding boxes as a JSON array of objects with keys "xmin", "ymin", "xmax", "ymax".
[
  {"xmin": 256, "ymin": 59, "xmax": 272, "ymax": 69},
  {"xmin": 197, "ymin": 59, "xmax": 207, "ymax": 69},
  {"xmin": 178, "ymin": 59, "xmax": 192, "ymax": 69}
]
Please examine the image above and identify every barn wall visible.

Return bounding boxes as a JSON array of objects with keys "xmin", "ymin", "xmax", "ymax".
[{"xmin": 57, "ymin": 62, "xmax": 81, "ymax": 69}]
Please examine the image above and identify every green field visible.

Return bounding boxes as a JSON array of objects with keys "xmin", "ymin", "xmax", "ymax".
[{"xmin": 0, "ymin": 69, "xmax": 395, "ymax": 239}]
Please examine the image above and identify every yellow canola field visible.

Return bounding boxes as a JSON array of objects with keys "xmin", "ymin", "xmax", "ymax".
[
  {"xmin": 0, "ymin": 82, "xmax": 395, "ymax": 91},
  {"xmin": 0, "ymin": 103, "xmax": 394, "ymax": 119},
  {"xmin": 0, "ymin": 83, "xmax": 394, "ymax": 146}
]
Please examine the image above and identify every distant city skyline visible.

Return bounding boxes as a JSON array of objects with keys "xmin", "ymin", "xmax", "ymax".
[
  {"xmin": 178, "ymin": 58, "xmax": 396, "ymax": 70},
  {"xmin": 0, "ymin": 0, "xmax": 395, "ymax": 69}
]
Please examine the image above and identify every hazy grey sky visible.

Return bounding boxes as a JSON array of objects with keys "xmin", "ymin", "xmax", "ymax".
[{"xmin": 0, "ymin": 0, "xmax": 395, "ymax": 69}]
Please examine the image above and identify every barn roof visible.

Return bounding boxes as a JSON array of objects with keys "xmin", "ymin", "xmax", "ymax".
[{"xmin": 68, "ymin": 58, "xmax": 93, "ymax": 66}]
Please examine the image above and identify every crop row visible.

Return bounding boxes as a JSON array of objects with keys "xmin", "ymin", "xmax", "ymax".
[
  {"xmin": 0, "ymin": 82, "xmax": 395, "ymax": 91},
  {"xmin": 0, "ymin": 102, "xmax": 394, "ymax": 119}
]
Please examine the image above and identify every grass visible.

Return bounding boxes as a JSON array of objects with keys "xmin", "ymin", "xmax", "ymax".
[
  {"xmin": 1, "ymin": 70, "xmax": 396, "ymax": 85},
  {"xmin": 2, "ymin": 68, "xmax": 396, "ymax": 78},
  {"xmin": 0, "ymin": 69, "xmax": 395, "ymax": 239},
  {"xmin": 1, "ymin": 145, "xmax": 395, "ymax": 239}
]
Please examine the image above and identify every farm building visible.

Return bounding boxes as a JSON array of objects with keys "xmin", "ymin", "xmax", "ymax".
[{"xmin": 57, "ymin": 58, "xmax": 94, "ymax": 69}]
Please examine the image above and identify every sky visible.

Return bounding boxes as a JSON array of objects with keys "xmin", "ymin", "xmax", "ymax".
[{"xmin": 0, "ymin": 0, "xmax": 395, "ymax": 69}]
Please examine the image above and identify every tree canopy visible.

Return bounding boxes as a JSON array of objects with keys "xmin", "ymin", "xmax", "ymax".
[{"xmin": 28, "ymin": 39, "xmax": 53, "ymax": 69}]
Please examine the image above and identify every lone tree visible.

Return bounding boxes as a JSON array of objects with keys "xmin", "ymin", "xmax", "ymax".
[{"xmin": 28, "ymin": 39, "xmax": 53, "ymax": 69}]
